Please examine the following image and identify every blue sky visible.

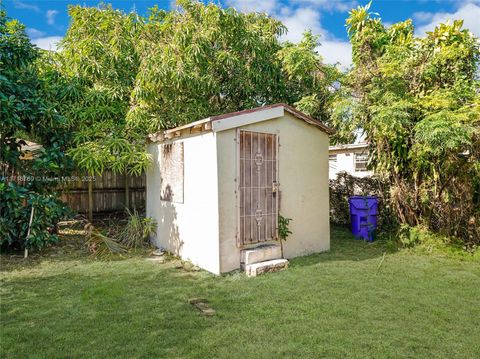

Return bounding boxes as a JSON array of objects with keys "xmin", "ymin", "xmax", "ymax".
[{"xmin": 4, "ymin": 0, "xmax": 480, "ymax": 67}]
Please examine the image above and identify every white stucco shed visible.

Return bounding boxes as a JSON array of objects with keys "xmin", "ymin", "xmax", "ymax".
[{"xmin": 146, "ymin": 103, "xmax": 333, "ymax": 274}]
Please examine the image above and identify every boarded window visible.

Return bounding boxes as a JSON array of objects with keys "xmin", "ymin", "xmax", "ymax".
[{"xmin": 160, "ymin": 142, "xmax": 184, "ymax": 203}]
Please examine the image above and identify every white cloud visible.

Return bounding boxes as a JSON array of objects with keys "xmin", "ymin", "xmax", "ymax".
[
  {"xmin": 26, "ymin": 28, "xmax": 46, "ymax": 39},
  {"xmin": 225, "ymin": 0, "xmax": 352, "ymax": 68},
  {"xmin": 46, "ymin": 10, "xmax": 59, "ymax": 25},
  {"xmin": 279, "ymin": 7, "xmax": 324, "ymax": 43},
  {"xmin": 291, "ymin": 0, "xmax": 358, "ymax": 13},
  {"xmin": 225, "ymin": 0, "xmax": 278, "ymax": 13},
  {"xmin": 13, "ymin": 1, "xmax": 40, "ymax": 13},
  {"xmin": 32, "ymin": 36, "xmax": 62, "ymax": 51},
  {"xmin": 277, "ymin": 6, "xmax": 352, "ymax": 68},
  {"xmin": 413, "ymin": 11, "xmax": 435, "ymax": 23},
  {"xmin": 317, "ymin": 40, "xmax": 352, "ymax": 70},
  {"xmin": 414, "ymin": 2, "xmax": 480, "ymax": 37}
]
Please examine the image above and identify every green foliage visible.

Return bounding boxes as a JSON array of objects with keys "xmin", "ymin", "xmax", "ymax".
[
  {"xmin": 343, "ymin": 3, "xmax": 480, "ymax": 244},
  {"xmin": 0, "ymin": 182, "xmax": 70, "ymax": 250},
  {"xmin": 398, "ymin": 224, "xmax": 426, "ymax": 248},
  {"xmin": 128, "ymin": 1, "xmax": 341, "ymax": 134},
  {"xmin": 0, "ymin": 9, "xmax": 71, "ymax": 251},
  {"xmin": 278, "ymin": 31, "xmax": 346, "ymax": 141},
  {"xmin": 398, "ymin": 224, "xmax": 479, "ymax": 259},
  {"xmin": 278, "ymin": 214, "xmax": 292, "ymax": 241},
  {"xmin": 40, "ymin": 4, "xmax": 149, "ymax": 176},
  {"xmin": 43, "ymin": 0, "xmax": 341, "ymax": 174},
  {"xmin": 128, "ymin": 0, "xmax": 286, "ymax": 131},
  {"xmin": 118, "ymin": 209, "xmax": 157, "ymax": 249}
]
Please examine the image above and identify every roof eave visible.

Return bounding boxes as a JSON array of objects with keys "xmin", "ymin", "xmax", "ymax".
[{"xmin": 147, "ymin": 103, "xmax": 334, "ymax": 143}]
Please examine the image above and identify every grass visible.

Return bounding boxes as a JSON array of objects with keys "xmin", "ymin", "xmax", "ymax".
[{"xmin": 1, "ymin": 225, "xmax": 479, "ymax": 359}]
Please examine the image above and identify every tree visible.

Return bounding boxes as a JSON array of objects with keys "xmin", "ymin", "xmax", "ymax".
[
  {"xmin": 278, "ymin": 31, "xmax": 352, "ymax": 143},
  {"xmin": 0, "ymin": 9, "xmax": 71, "ymax": 250},
  {"xmin": 45, "ymin": 4, "xmax": 150, "ymax": 178},
  {"xmin": 39, "ymin": 4, "xmax": 150, "ymax": 220},
  {"xmin": 127, "ymin": 0, "xmax": 287, "ymax": 132},
  {"xmin": 343, "ymin": 2, "xmax": 480, "ymax": 243},
  {"xmin": 127, "ymin": 0, "xmax": 342, "ymax": 136}
]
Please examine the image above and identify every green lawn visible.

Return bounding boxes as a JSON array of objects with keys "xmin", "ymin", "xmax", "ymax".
[{"xmin": 1, "ymin": 226, "xmax": 479, "ymax": 359}]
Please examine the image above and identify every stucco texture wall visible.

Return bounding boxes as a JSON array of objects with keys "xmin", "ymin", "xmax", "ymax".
[
  {"xmin": 217, "ymin": 113, "xmax": 330, "ymax": 273},
  {"xmin": 146, "ymin": 133, "xmax": 221, "ymax": 274}
]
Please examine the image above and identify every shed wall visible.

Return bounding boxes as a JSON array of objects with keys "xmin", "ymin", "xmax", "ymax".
[
  {"xmin": 217, "ymin": 114, "xmax": 330, "ymax": 273},
  {"xmin": 146, "ymin": 133, "xmax": 221, "ymax": 274}
]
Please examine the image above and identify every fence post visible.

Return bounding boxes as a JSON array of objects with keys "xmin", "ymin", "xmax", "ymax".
[
  {"xmin": 88, "ymin": 176, "xmax": 93, "ymax": 222},
  {"xmin": 125, "ymin": 175, "xmax": 130, "ymax": 210}
]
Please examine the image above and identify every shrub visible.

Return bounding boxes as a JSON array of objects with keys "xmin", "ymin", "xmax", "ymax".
[
  {"xmin": 118, "ymin": 209, "xmax": 157, "ymax": 249},
  {"xmin": 0, "ymin": 182, "xmax": 71, "ymax": 251},
  {"xmin": 343, "ymin": 5, "xmax": 480, "ymax": 244},
  {"xmin": 1, "ymin": 10, "xmax": 72, "ymax": 251}
]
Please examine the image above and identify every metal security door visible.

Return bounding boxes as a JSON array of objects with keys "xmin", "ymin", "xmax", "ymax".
[{"xmin": 238, "ymin": 130, "xmax": 278, "ymax": 246}]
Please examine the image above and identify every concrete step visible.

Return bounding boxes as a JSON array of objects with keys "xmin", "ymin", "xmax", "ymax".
[
  {"xmin": 245, "ymin": 259, "xmax": 289, "ymax": 277},
  {"xmin": 241, "ymin": 244, "xmax": 282, "ymax": 268}
]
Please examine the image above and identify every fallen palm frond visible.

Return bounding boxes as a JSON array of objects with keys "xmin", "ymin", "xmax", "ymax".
[{"xmin": 85, "ymin": 223, "xmax": 127, "ymax": 257}]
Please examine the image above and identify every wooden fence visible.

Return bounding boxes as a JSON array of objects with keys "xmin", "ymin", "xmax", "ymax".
[{"xmin": 59, "ymin": 171, "xmax": 146, "ymax": 214}]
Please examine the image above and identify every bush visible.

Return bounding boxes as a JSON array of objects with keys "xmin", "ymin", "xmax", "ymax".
[
  {"xmin": 329, "ymin": 171, "xmax": 397, "ymax": 232},
  {"xmin": 1, "ymin": 10, "xmax": 72, "ymax": 252},
  {"xmin": 118, "ymin": 209, "xmax": 157, "ymax": 249},
  {"xmin": 0, "ymin": 182, "xmax": 71, "ymax": 251}
]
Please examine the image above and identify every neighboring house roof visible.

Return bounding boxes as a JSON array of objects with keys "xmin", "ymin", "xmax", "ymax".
[
  {"xmin": 329, "ymin": 143, "xmax": 369, "ymax": 152},
  {"xmin": 148, "ymin": 103, "xmax": 334, "ymax": 143}
]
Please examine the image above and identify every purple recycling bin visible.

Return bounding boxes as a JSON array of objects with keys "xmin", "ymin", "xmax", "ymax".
[{"xmin": 348, "ymin": 196, "xmax": 378, "ymax": 241}]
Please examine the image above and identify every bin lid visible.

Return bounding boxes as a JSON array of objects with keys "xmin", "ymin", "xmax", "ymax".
[{"xmin": 348, "ymin": 196, "xmax": 378, "ymax": 211}]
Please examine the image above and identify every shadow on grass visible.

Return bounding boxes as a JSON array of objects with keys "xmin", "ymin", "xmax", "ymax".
[
  {"xmin": 0, "ymin": 231, "xmax": 91, "ymax": 273},
  {"xmin": 289, "ymin": 225, "xmax": 399, "ymax": 268},
  {"xmin": 0, "ymin": 227, "xmax": 150, "ymax": 273},
  {"xmin": 2, "ymin": 224, "xmax": 400, "ymax": 273}
]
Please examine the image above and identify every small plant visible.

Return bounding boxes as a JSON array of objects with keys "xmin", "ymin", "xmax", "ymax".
[
  {"xmin": 278, "ymin": 214, "xmax": 293, "ymax": 259},
  {"xmin": 278, "ymin": 215, "xmax": 293, "ymax": 241},
  {"xmin": 398, "ymin": 225, "xmax": 421, "ymax": 248},
  {"xmin": 118, "ymin": 209, "xmax": 157, "ymax": 249}
]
